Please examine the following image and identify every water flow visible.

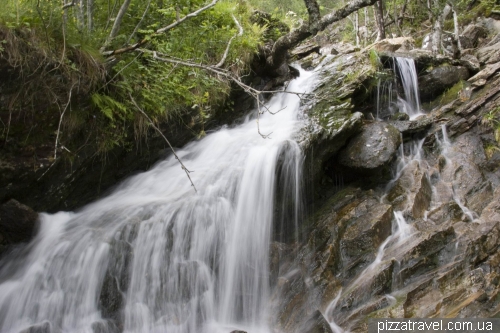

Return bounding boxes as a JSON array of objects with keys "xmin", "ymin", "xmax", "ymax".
[
  {"xmin": 394, "ymin": 57, "xmax": 422, "ymax": 119},
  {"xmin": 375, "ymin": 79, "xmax": 394, "ymax": 120},
  {"xmin": 0, "ymin": 68, "xmax": 318, "ymax": 333}
]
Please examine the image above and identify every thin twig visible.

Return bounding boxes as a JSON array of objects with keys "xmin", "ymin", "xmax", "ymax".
[
  {"xmin": 54, "ymin": 84, "xmax": 74, "ymax": 161},
  {"xmin": 103, "ymin": 52, "xmax": 143, "ymax": 88},
  {"xmin": 126, "ymin": 0, "xmax": 153, "ymax": 44},
  {"xmin": 215, "ymin": 14, "xmax": 243, "ymax": 68},
  {"xmin": 102, "ymin": 0, "xmax": 219, "ymax": 56},
  {"xmin": 62, "ymin": 0, "xmax": 76, "ymax": 9},
  {"xmin": 157, "ymin": 0, "xmax": 218, "ymax": 33},
  {"xmin": 128, "ymin": 94, "xmax": 197, "ymax": 192}
]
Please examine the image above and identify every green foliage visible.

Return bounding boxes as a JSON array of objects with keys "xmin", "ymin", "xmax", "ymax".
[
  {"xmin": 0, "ymin": 0, "xmax": 263, "ymax": 153},
  {"xmin": 482, "ymin": 106, "xmax": 500, "ymax": 144}
]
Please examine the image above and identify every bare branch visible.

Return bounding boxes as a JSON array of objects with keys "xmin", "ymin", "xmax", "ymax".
[
  {"xmin": 129, "ymin": 94, "xmax": 197, "ymax": 192},
  {"xmin": 157, "ymin": 0, "xmax": 218, "ymax": 33},
  {"xmin": 215, "ymin": 14, "xmax": 243, "ymax": 68},
  {"xmin": 54, "ymin": 85, "xmax": 74, "ymax": 161},
  {"xmin": 304, "ymin": 0, "xmax": 321, "ymax": 33},
  {"xmin": 102, "ymin": 0, "xmax": 218, "ymax": 56},
  {"xmin": 62, "ymin": 0, "xmax": 76, "ymax": 9},
  {"xmin": 102, "ymin": 0, "xmax": 132, "ymax": 50},
  {"xmin": 126, "ymin": 0, "xmax": 153, "ymax": 44},
  {"xmin": 38, "ymin": 84, "xmax": 75, "ymax": 181}
]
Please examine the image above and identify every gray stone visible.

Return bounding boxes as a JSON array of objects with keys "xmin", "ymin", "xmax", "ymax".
[
  {"xmin": 418, "ymin": 65, "xmax": 470, "ymax": 101},
  {"xmin": 338, "ymin": 122, "xmax": 402, "ymax": 172},
  {"xmin": 291, "ymin": 42, "xmax": 321, "ymax": 59},
  {"xmin": 340, "ymin": 201, "xmax": 393, "ymax": 263}
]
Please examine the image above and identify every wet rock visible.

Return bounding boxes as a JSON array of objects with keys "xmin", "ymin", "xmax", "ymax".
[
  {"xmin": 291, "ymin": 42, "xmax": 321, "ymax": 59},
  {"xmin": 389, "ymin": 116, "xmax": 434, "ymax": 135},
  {"xmin": 19, "ymin": 322, "xmax": 51, "ymax": 333},
  {"xmin": 379, "ymin": 50, "xmax": 451, "ymax": 72},
  {"xmin": 399, "ymin": 227, "xmax": 456, "ymax": 282},
  {"xmin": 338, "ymin": 122, "xmax": 401, "ymax": 175},
  {"xmin": 388, "ymin": 160, "xmax": 431, "ymax": 218},
  {"xmin": 412, "ymin": 172, "xmax": 433, "ymax": 219},
  {"xmin": 0, "ymin": 199, "xmax": 38, "ymax": 255},
  {"xmin": 418, "ymin": 65, "xmax": 470, "ymax": 101},
  {"xmin": 390, "ymin": 112, "xmax": 410, "ymax": 121},
  {"xmin": 340, "ymin": 201, "xmax": 393, "ymax": 264},
  {"xmin": 303, "ymin": 310, "xmax": 334, "ymax": 333},
  {"xmin": 301, "ymin": 112, "xmax": 364, "ymax": 188},
  {"xmin": 427, "ymin": 201, "xmax": 463, "ymax": 225}
]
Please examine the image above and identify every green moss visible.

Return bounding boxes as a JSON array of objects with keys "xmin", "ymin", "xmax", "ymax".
[{"xmin": 424, "ymin": 80, "xmax": 466, "ymax": 111}]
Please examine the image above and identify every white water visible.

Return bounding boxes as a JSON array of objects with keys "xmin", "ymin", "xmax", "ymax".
[
  {"xmin": 375, "ymin": 79, "xmax": 394, "ymax": 120},
  {"xmin": 394, "ymin": 57, "xmax": 422, "ymax": 119},
  {"xmin": 0, "ymin": 68, "xmax": 318, "ymax": 333},
  {"xmin": 374, "ymin": 57, "xmax": 423, "ymax": 120}
]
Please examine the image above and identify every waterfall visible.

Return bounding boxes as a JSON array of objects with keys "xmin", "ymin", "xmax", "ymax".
[
  {"xmin": 394, "ymin": 57, "xmax": 422, "ymax": 119},
  {"xmin": 374, "ymin": 57, "xmax": 422, "ymax": 120},
  {"xmin": 375, "ymin": 79, "xmax": 395, "ymax": 120},
  {"xmin": 0, "ymin": 68, "xmax": 318, "ymax": 333}
]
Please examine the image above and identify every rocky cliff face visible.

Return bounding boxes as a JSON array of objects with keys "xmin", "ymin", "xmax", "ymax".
[{"xmin": 269, "ymin": 21, "xmax": 500, "ymax": 333}]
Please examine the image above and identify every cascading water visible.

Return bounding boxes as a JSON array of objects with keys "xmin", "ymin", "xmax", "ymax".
[
  {"xmin": 375, "ymin": 79, "xmax": 394, "ymax": 120},
  {"xmin": 394, "ymin": 57, "xmax": 421, "ymax": 119},
  {"xmin": 374, "ymin": 57, "xmax": 422, "ymax": 120},
  {"xmin": 0, "ymin": 68, "xmax": 318, "ymax": 333},
  {"xmin": 326, "ymin": 57, "xmax": 426, "ymax": 332}
]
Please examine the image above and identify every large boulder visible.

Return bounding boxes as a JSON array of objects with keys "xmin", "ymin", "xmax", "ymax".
[
  {"xmin": 0, "ymin": 199, "xmax": 38, "ymax": 255},
  {"xmin": 418, "ymin": 65, "xmax": 470, "ymax": 101},
  {"xmin": 338, "ymin": 122, "xmax": 401, "ymax": 175}
]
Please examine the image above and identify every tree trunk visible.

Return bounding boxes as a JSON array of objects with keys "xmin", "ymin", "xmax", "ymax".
[
  {"xmin": 87, "ymin": 0, "xmax": 93, "ymax": 31},
  {"xmin": 452, "ymin": 6, "xmax": 461, "ymax": 50},
  {"xmin": 431, "ymin": 3, "xmax": 451, "ymax": 55},
  {"xmin": 103, "ymin": 0, "xmax": 132, "ymax": 48},
  {"xmin": 364, "ymin": 7, "xmax": 369, "ymax": 45},
  {"xmin": 304, "ymin": 0, "xmax": 321, "ymax": 33},
  {"xmin": 375, "ymin": 0, "xmax": 385, "ymax": 41},
  {"xmin": 355, "ymin": 11, "xmax": 360, "ymax": 46},
  {"xmin": 76, "ymin": 0, "xmax": 84, "ymax": 30}
]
